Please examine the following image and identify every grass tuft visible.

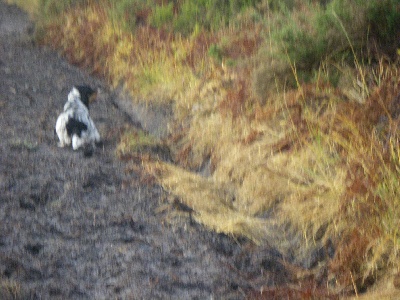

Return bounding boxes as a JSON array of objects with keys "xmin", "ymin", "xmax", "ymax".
[{"xmin": 146, "ymin": 161, "xmax": 271, "ymax": 244}]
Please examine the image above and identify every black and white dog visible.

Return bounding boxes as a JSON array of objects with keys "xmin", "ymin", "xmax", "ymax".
[{"xmin": 55, "ymin": 85, "xmax": 101, "ymax": 156}]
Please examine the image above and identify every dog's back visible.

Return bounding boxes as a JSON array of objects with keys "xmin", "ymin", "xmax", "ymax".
[{"xmin": 55, "ymin": 86, "xmax": 100, "ymax": 154}]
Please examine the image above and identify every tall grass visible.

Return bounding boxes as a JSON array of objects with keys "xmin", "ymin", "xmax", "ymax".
[{"xmin": 253, "ymin": 0, "xmax": 400, "ymax": 95}]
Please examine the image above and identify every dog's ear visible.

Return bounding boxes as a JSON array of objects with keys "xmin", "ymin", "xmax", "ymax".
[
  {"xmin": 69, "ymin": 87, "xmax": 79, "ymax": 95},
  {"xmin": 68, "ymin": 87, "xmax": 80, "ymax": 102},
  {"xmin": 75, "ymin": 85, "xmax": 96, "ymax": 108}
]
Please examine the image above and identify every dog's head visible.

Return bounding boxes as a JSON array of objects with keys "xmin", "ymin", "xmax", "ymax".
[{"xmin": 71, "ymin": 85, "xmax": 98, "ymax": 109}]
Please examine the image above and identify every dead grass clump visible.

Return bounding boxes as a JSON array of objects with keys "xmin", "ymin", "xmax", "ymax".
[
  {"xmin": 252, "ymin": 56, "xmax": 294, "ymax": 100},
  {"xmin": 117, "ymin": 128, "xmax": 157, "ymax": 155},
  {"xmin": 167, "ymin": 66, "xmax": 400, "ymax": 294},
  {"xmin": 329, "ymin": 227, "xmax": 378, "ymax": 294},
  {"xmin": 219, "ymin": 79, "xmax": 249, "ymax": 119},
  {"xmin": 41, "ymin": 4, "xmax": 114, "ymax": 75},
  {"xmin": 146, "ymin": 161, "xmax": 271, "ymax": 244},
  {"xmin": 116, "ymin": 127, "xmax": 170, "ymax": 162},
  {"xmin": 320, "ymin": 75, "xmax": 400, "ymax": 293},
  {"xmin": 40, "ymin": 1, "xmax": 205, "ymax": 106},
  {"xmin": 277, "ymin": 144, "xmax": 346, "ymax": 238},
  {"xmin": 152, "ymin": 81, "xmax": 350, "ymax": 260},
  {"xmin": 0, "ymin": 279, "xmax": 23, "ymax": 299}
]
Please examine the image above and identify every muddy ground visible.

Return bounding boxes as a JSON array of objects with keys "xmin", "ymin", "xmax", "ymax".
[{"xmin": 0, "ymin": 2, "xmax": 296, "ymax": 299}]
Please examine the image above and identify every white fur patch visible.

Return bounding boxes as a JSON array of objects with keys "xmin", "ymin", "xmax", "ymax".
[{"xmin": 55, "ymin": 87, "xmax": 100, "ymax": 152}]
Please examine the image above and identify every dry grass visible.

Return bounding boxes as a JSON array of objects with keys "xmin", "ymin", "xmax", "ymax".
[
  {"xmin": 150, "ymin": 81, "xmax": 347, "ymax": 252},
  {"xmin": 147, "ymin": 161, "xmax": 273, "ymax": 244},
  {"xmin": 40, "ymin": 2, "xmax": 207, "ymax": 106},
  {"xmin": 116, "ymin": 127, "xmax": 160, "ymax": 156},
  {"xmin": 151, "ymin": 70, "xmax": 400, "ymax": 294},
  {"xmin": 0, "ymin": 279, "xmax": 23, "ymax": 299}
]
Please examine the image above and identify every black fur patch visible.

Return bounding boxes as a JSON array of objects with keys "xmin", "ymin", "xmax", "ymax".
[
  {"xmin": 75, "ymin": 85, "xmax": 96, "ymax": 108},
  {"xmin": 66, "ymin": 118, "xmax": 88, "ymax": 137}
]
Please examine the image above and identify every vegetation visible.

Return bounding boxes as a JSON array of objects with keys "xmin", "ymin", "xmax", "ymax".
[{"xmin": 7, "ymin": 0, "xmax": 400, "ymax": 297}]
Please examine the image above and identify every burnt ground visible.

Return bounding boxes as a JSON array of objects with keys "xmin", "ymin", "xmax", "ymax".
[{"xmin": 0, "ymin": 2, "xmax": 293, "ymax": 299}]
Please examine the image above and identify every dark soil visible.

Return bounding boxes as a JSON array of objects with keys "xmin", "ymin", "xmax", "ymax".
[{"xmin": 0, "ymin": 2, "xmax": 292, "ymax": 299}]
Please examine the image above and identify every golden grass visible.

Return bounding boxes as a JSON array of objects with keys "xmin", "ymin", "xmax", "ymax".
[
  {"xmin": 116, "ymin": 128, "xmax": 160, "ymax": 157},
  {"xmin": 146, "ymin": 80, "xmax": 351, "ymax": 256},
  {"xmin": 348, "ymin": 271, "xmax": 400, "ymax": 299},
  {"xmin": 51, "ymin": 3, "xmax": 206, "ymax": 106},
  {"xmin": 154, "ymin": 71, "xmax": 400, "ymax": 293},
  {"xmin": 0, "ymin": 279, "xmax": 22, "ymax": 299},
  {"xmin": 147, "ymin": 161, "xmax": 272, "ymax": 244}
]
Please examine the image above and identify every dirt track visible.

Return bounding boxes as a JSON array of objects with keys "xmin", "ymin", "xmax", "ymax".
[{"xmin": 0, "ymin": 2, "xmax": 293, "ymax": 299}]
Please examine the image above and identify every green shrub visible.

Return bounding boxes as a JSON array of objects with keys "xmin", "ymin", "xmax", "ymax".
[
  {"xmin": 208, "ymin": 43, "xmax": 223, "ymax": 62},
  {"xmin": 277, "ymin": 1, "xmax": 368, "ymax": 71},
  {"xmin": 173, "ymin": 1, "xmax": 201, "ymax": 35},
  {"xmin": 107, "ymin": 0, "xmax": 153, "ymax": 32},
  {"xmin": 276, "ymin": 17, "xmax": 324, "ymax": 71},
  {"xmin": 254, "ymin": 0, "xmax": 400, "ymax": 95},
  {"xmin": 263, "ymin": 0, "xmax": 295, "ymax": 11},
  {"xmin": 39, "ymin": 0, "xmax": 84, "ymax": 18},
  {"xmin": 173, "ymin": 0, "xmax": 263, "ymax": 35},
  {"xmin": 367, "ymin": 0, "xmax": 400, "ymax": 57},
  {"xmin": 150, "ymin": 2, "xmax": 174, "ymax": 29}
]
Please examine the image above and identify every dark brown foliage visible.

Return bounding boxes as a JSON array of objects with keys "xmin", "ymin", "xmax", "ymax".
[
  {"xmin": 329, "ymin": 227, "xmax": 377, "ymax": 294},
  {"xmin": 219, "ymin": 79, "xmax": 248, "ymax": 118},
  {"xmin": 221, "ymin": 25, "xmax": 262, "ymax": 60}
]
